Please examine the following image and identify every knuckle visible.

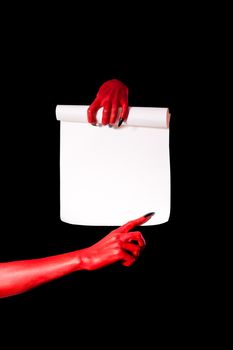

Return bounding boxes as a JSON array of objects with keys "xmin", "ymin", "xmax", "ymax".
[
  {"xmin": 111, "ymin": 106, "xmax": 119, "ymax": 112},
  {"xmin": 112, "ymin": 247, "xmax": 122, "ymax": 256},
  {"xmin": 115, "ymin": 240, "xmax": 122, "ymax": 249},
  {"xmin": 136, "ymin": 231, "xmax": 142, "ymax": 238},
  {"xmin": 111, "ymin": 234, "xmax": 118, "ymax": 242}
]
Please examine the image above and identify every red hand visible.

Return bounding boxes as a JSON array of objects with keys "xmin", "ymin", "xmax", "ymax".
[
  {"xmin": 87, "ymin": 79, "xmax": 129, "ymax": 127},
  {"xmin": 81, "ymin": 212, "xmax": 154, "ymax": 270},
  {"xmin": 0, "ymin": 213, "xmax": 153, "ymax": 298}
]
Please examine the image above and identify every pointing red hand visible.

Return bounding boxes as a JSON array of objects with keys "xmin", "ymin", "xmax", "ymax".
[
  {"xmin": 82, "ymin": 212, "xmax": 154, "ymax": 269},
  {"xmin": 0, "ymin": 213, "xmax": 154, "ymax": 298}
]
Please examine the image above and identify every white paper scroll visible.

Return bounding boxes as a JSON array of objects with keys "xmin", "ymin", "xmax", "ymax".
[{"xmin": 56, "ymin": 105, "xmax": 171, "ymax": 226}]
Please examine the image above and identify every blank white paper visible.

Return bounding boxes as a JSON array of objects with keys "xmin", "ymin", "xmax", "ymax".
[{"xmin": 56, "ymin": 105, "xmax": 171, "ymax": 226}]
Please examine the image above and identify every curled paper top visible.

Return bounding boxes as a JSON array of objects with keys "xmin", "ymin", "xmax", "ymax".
[{"xmin": 56, "ymin": 105, "xmax": 170, "ymax": 128}]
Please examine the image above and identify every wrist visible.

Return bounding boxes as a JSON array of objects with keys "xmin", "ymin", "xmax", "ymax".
[{"xmin": 73, "ymin": 248, "xmax": 91, "ymax": 271}]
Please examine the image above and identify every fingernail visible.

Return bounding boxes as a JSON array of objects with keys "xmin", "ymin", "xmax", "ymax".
[
  {"xmin": 118, "ymin": 118, "xmax": 124, "ymax": 127},
  {"xmin": 144, "ymin": 212, "xmax": 155, "ymax": 218},
  {"xmin": 109, "ymin": 124, "xmax": 113, "ymax": 128},
  {"xmin": 91, "ymin": 123, "xmax": 96, "ymax": 126}
]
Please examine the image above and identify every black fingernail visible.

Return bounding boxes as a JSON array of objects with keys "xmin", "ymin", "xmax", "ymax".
[
  {"xmin": 144, "ymin": 212, "xmax": 155, "ymax": 218},
  {"xmin": 91, "ymin": 123, "xmax": 96, "ymax": 126},
  {"xmin": 109, "ymin": 124, "xmax": 113, "ymax": 128},
  {"xmin": 118, "ymin": 118, "xmax": 124, "ymax": 127}
]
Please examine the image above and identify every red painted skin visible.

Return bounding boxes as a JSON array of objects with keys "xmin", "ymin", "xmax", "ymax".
[
  {"xmin": 87, "ymin": 79, "xmax": 129, "ymax": 126},
  {"xmin": 0, "ymin": 80, "xmax": 145, "ymax": 299},
  {"xmin": 0, "ymin": 214, "xmax": 153, "ymax": 298}
]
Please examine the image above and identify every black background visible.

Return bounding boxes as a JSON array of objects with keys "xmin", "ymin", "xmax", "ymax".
[{"xmin": 0, "ymin": 10, "xmax": 207, "ymax": 342}]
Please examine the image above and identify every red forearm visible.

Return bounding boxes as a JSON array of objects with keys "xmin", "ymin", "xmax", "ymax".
[
  {"xmin": 0, "ymin": 250, "xmax": 84, "ymax": 298},
  {"xmin": 0, "ymin": 214, "xmax": 152, "ymax": 298}
]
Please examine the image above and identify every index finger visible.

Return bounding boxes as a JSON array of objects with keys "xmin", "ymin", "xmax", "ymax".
[{"xmin": 115, "ymin": 212, "xmax": 155, "ymax": 233}]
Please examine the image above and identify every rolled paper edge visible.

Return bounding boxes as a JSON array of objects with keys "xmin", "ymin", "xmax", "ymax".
[
  {"xmin": 167, "ymin": 110, "xmax": 171, "ymax": 128},
  {"xmin": 56, "ymin": 105, "xmax": 171, "ymax": 128}
]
